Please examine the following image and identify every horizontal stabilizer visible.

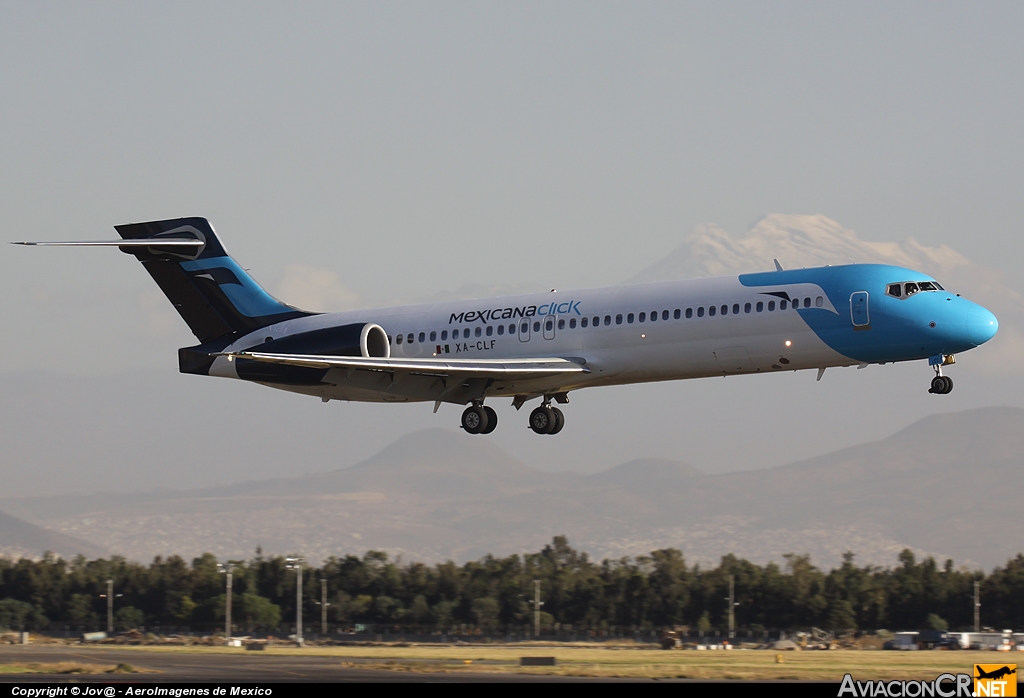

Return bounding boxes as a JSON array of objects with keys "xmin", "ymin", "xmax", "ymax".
[
  {"xmin": 14, "ymin": 218, "xmax": 312, "ymax": 344},
  {"xmin": 11, "ymin": 239, "xmax": 204, "ymax": 247},
  {"xmin": 223, "ymin": 351, "xmax": 589, "ymax": 380}
]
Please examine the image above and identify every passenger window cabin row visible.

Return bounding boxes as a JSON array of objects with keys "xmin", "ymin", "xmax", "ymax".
[{"xmin": 390, "ymin": 295, "xmax": 825, "ymax": 345}]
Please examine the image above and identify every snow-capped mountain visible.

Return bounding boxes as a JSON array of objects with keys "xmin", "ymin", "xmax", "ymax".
[{"xmin": 629, "ymin": 214, "xmax": 972, "ymax": 281}]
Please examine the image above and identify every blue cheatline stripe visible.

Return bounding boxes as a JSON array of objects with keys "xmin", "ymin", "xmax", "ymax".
[{"xmin": 180, "ymin": 256, "xmax": 293, "ymax": 318}]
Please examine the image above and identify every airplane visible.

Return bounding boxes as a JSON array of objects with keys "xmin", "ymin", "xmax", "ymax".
[
  {"xmin": 975, "ymin": 666, "xmax": 1016, "ymax": 681},
  {"xmin": 14, "ymin": 217, "xmax": 998, "ymax": 435}
]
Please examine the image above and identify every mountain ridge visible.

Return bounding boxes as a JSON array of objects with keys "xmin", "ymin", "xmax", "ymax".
[
  {"xmin": 0, "ymin": 509, "xmax": 108, "ymax": 559},
  {"xmin": 2, "ymin": 406, "xmax": 1021, "ymax": 568}
]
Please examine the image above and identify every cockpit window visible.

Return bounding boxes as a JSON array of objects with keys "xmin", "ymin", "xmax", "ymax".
[{"xmin": 887, "ymin": 280, "xmax": 944, "ymax": 299}]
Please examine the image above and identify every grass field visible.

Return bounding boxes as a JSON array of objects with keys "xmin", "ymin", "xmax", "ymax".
[
  {"xmin": 62, "ymin": 644, "xmax": 1018, "ymax": 680},
  {"xmin": 0, "ymin": 662, "xmax": 143, "ymax": 675}
]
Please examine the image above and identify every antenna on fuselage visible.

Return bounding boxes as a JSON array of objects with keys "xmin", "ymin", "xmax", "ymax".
[{"xmin": 773, "ymin": 259, "xmax": 784, "ymax": 272}]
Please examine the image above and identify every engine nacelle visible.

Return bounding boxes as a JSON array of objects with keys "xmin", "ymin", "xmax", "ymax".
[
  {"xmin": 251, "ymin": 322, "xmax": 390, "ymax": 358},
  {"xmin": 180, "ymin": 322, "xmax": 391, "ymax": 380}
]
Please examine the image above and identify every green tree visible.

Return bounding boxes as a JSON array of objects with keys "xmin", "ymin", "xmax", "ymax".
[
  {"xmin": 409, "ymin": 595, "xmax": 431, "ymax": 625},
  {"xmin": 374, "ymin": 596, "xmax": 404, "ymax": 621},
  {"xmin": 351, "ymin": 595, "xmax": 374, "ymax": 621},
  {"xmin": 237, "ymin": 593, "xmax": 281, "ymax": 631},
  {"xmin": 115, "ymin": 606, "xmax": 145, "ymax": 630},
  {"xmin": 645, "ymin": 548, "xmax": 690, "ymax": 626},
  {"xmin": 2, "ymin": 539, "xmax": 1024, "ymax": 635},
  {"xmin": 826, "ymin": 599, "xmax": 857, "ymax": 631},
  {"xmin": 0, "ymin": 598, "xmax": 39, "ymax": 629},
  {"xmin": 176, "ymin": 595, "xmax": 197, "ymax": 622},
  {"xmin": 330, "ymin": 591, "xmax": 353, "ymax": 623},
  {"xmin": 432, "ymin": 600, "xmax": 455, "ymax": 629},
  {"xmin": 926, "ymin": 613, "xmax": 948, "ymax": 631},
  {"xmin": 471, "ymin": 597, "xmax": 500, "ymax": 629},
  {"xmin": 67, "ymin": 594, "xmax": 98, "ymax": 628}
]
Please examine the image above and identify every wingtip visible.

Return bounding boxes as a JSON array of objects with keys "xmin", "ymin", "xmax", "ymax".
[{"xmin": 774, "ymin": 258, "xmax": 784, "ymax": 272}]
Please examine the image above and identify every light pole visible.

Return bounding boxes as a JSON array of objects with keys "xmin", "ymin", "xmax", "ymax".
[
  {"xmin": 286, "ymin": 557, "xmax": 305, "ymax": 646},
  {"xmin": 218, "ymin": 563, "xmax": 235, "ymax": 640},
  {"xmin": 724, "ymin": 575, "xmax": 739, "ymax": 639},
  {"xmin": 974, "ymin": 581, "xmax": 980, "ymax": 633},
  {"xmin": 532, "ymin": 580, "xmax": 544, "ymax": 637},
  {"xmin": 313, "ymin": 579, "xmax": 331, "ymax": 637},
  {"xmin": 99, "ymin": 579, "xmax": 122, "ymax": 634}
]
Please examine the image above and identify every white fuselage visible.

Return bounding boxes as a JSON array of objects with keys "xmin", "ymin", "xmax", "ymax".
[{"xmin": 209, "ymin": 275, "xmax": 851, "ymax": 403}]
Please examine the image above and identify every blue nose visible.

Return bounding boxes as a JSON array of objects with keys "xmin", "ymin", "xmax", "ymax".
[{"xmin": 966, "ymin": 306, "xmax": 998, "ymax": 346}]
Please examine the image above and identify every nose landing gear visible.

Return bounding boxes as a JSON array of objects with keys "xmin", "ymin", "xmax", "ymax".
[{"xmin": 928, "ymin": 363, "xmax": 953, "ymax": 395}]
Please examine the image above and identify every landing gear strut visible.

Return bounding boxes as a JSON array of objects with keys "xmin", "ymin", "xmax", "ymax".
[
  {"xmin": 461, "ymin": 403, "xmax": 497, "ymax": 434},
  {"xmin": 928, "ymin": 365, "xmax": 953, "ymax": 395},
  {"xmin": 529, "ymin": 400, "xmax": 565, "ymax": 435}
]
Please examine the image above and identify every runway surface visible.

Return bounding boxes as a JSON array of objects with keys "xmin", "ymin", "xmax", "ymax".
[{"xmin": 0, "ymin": 645, "xmax": 603, "ymax": 682}]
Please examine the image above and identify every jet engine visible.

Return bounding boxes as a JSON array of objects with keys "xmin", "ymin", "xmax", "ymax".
[{"xmin": 254, "ymin": 322, "xmax": 390, "ymax": 358}]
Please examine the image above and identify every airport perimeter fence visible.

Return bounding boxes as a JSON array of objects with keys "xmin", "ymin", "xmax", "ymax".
[{"xmin": 21, "ymin": 626, "xmax": 793, "ymax": 645}]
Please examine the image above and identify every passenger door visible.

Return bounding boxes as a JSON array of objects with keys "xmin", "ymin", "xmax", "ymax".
[{"xmin": 850, "ymin": 291, "xmax": 870, "ymax": 328}]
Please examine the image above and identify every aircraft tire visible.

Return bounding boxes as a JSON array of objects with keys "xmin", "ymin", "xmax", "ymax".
[
  {"xmin": 930, "ymin": 376, "xmax": 946, "ymax": 394},
  {"xmin": 482, "ymin": 406, "xmax": 498, "ymax": 434},
  {"xmin": 549, "ymin": 407, "xmax": 565, "ymax": 435},
  {"xmin": 942, "ymin": 376, "xmax": 953, "ymax": 393},
  {"xmin": 529, "ymin": 406, "xmax": 554, "ymax": 434},
  {"xmin": 462, "ymin": 405, "xmax": 488, "ymax": 434}
]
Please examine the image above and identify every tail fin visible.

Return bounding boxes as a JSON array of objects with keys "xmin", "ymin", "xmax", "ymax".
[{"xmin": 115, "ymin": 217, "xmax": 312, "ymax": 343}]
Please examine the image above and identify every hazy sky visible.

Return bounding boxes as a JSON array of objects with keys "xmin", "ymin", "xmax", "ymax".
[{"xmin": 2, "ymin": 3, "xmax": 1023, "ymax": 493}]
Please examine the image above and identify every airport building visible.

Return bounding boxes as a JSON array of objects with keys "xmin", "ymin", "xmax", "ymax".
[{"xmin": 887, "ymin": 630, "xmax": 1024, "ymax": 651}]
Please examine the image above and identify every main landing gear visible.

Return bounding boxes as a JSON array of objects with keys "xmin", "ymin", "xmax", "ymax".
[
  {"xmin": 461, "ymin": 396, "xmax": 568, "ymax": 435},
  {"xmin": 529, "ymin": 403, "xmax": 564, "ymax": 435},
  {"xmin": 929, "ymin": 362, "xmax": 954, "ymax": 395},
  {"xmin": 461, "ymin": 403, "xmax": 497, "ymax": 434}
]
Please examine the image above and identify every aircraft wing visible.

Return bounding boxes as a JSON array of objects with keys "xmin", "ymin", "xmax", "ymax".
[{"xmin": 222, "ymin": 351, "xmax": 590, "ymax": 380}]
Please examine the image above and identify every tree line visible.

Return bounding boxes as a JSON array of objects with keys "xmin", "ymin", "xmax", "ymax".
[{"xmin": 1, "ymin": 537, "xmax": 1022, "ymax": 634}]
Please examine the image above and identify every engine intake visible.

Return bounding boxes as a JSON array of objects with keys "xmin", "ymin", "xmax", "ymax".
[{"xmin": 360, "ymin": 323, "xmax": 390, "ymax": 359}]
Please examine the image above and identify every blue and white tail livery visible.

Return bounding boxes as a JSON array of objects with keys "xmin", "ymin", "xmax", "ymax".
[{"xmin": 14, "ymin": 217, "xmax": 998, "ymax": 435}]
